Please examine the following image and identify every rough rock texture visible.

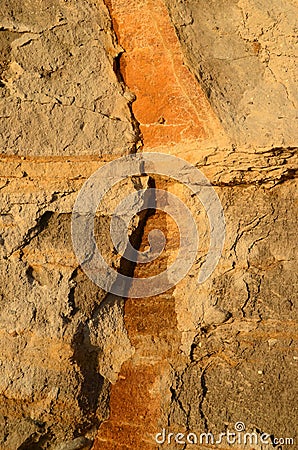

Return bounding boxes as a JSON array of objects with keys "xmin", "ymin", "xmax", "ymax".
[
  {"xmin": 93, "ymin": 1, "xmax": 298, "ymax": 449},
  {"xmin": 0, "ymin": 0, "xmax": 297, "ymax": 450},
  {"xmin": 165, "ymin": 0, "xmax": 298, "ymax": 148},
  {"xmin": 0, "ymin": 156, "xmax": 149, "ymax": 449},
  {"xmin": 0, "ymin": 1, "xmax": 144, "ymax": 448},
  {"xmin": 0, "ymin": 0, "xmax": 139, "ymax": 155}
]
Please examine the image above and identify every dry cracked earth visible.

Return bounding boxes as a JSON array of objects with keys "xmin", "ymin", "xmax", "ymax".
[{"xmin": 0, "ymin": 0, "xmax": 297, "ymax": 449}]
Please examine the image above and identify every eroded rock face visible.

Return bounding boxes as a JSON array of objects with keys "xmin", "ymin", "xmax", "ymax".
[
  {"xmin": 0, "ymin": 1, "xmax": 143, "ymax": 448},
  {"xmin": 0, "ymin": 158, "xmax": 149, "ymax": 448},
  {"xmin": 0, "ymin": 0, "xmax": 139, "ymax": 156},
  {"xmin": 0, "ymin": 0, "xmax": 297, "ymax": 449},
  {"xmin": 165, "ymin": 0, "xmax": 298, "ymax": 148},
  {"xmin": 93, "ymin": 1, "xmax": 298, "ymax": 449}
]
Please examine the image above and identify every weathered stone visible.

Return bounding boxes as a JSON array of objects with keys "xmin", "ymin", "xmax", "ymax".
[
  {"xmin": 165, "ymin": 0, "xmax": 298, "ymax": 148},
  {"xmin": 0, "ymin": 0, "xmax": 297, "ymax": 449},
  {"xmin": 54, "ymin": 437, "xmax": 92, "ymax": 450},
  {"xmin": 0, "ymin": 0, "xmax": 139, "ymax": 156},
  {"xmin": 0, "ymin": 159, "xmax": 150, "ymax": 448},
  {"xmin": 93, "ymin": 1, "xmax": 298, "ymax": 449}
]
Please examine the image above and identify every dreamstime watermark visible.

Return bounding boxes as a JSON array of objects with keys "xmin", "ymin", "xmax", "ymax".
[
  {"xmin": 71, "ymin": 152, "xmax": 225, "ymax": 298},
  {"xmin": 155, "ymin": 422, "xmax": 295, "ymax": 447}
]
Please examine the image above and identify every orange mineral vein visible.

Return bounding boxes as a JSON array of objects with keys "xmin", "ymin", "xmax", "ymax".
[
  {"xmin": 105, "ymin": 0, "xmax": 226, "ymax": 149},
  {"xmin": 93, "ymin": 1, "xmax": 226, "ymax": 449}
]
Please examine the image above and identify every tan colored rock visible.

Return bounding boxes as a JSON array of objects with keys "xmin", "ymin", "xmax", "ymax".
[
  {"xmin": 165, "ymin": 0, "xmax": 298, "ymax": 148},
  {"xmin": 0, "ymin": 0, "xmax": 139, "ymax": 156},
  {"xmin": 0, "ymin": 156, "xmax": 150, "ymax": 448},
  {"xmin": 93, "ymin": 1, "xmax": 298, "ymax": 449},
  {"xmin": 0, "ymin": 0, "xmax": 297, "ymax": 449}
]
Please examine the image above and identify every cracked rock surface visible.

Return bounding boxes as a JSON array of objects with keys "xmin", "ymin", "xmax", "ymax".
[
  {"xmin": 0, "ymin": 0, "xmax": 297, "ymax": 449},
  {"xmin": 165, "ymin": 0, "xmax": 298, "ymax": 148},
  {"xmin": 0, "ymin": 0, "xmax": 139, "ymax": 156}
]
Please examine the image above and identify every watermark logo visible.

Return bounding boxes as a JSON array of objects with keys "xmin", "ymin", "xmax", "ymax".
[
  {"xmin": 155, "ymin": 422, "xmax": 295, "ymax": 447},
  {"xmin": 71, "ymin": 152, "xmax": 225, "ymax": 298},
  {"xmin": 234, "ymin": 421, "xmax": 246, "ymax": 432}
]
